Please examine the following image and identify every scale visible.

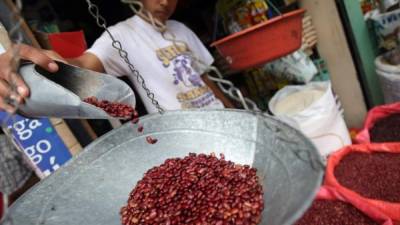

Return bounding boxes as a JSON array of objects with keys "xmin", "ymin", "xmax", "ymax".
[
  {"xmin": 1, "ymin": 1, "xmax": 324, "ymax": 225},
  {"xmin": 5, "ymin": 110, "xmax": 323, "ymax": 225}
]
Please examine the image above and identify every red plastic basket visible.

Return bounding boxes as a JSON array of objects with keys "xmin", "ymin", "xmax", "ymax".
[{"xmin": 211, "ymin": 9, "xmax": 305, "ymax": 71}]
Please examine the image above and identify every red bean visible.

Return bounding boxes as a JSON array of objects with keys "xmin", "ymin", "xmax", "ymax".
[
  {"xmin": 83, "ymin": 96, "xmax": 137, "ymax": 120},
  {"xmin": 295, "ymin": 200, "xmax": 379, "ymax": 225},
  {"xmin": 131, "ymin": 117, "xmax": 139, "ymax": 124},
  {"xmin": 146, "ymin": 136, "xmax": 158, "ymax": 144},
  {"xmin": 84, "ymin": 96, "xmax": 151, "ymax": 139},
  {"xmin": 120, "ymin": 153, "xmax": 264, "ymax": 225},
  {"xmin": 137, "ymin": 126, "xmax": 144, "ymax": 133},
  {"xmin": 370, "ymin": 114, "xmax": 400, "ymax": 142},
  {"xmin": 334, "ymin": 152, "xmax": 400, "ymax": 202}
]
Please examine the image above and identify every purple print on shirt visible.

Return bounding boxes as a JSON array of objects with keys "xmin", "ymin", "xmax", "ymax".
[{"xmin": 172, "ymin": 55, "xmax": 202, "ymax": 87}]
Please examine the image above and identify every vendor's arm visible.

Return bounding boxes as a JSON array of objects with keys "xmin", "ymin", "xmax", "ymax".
[
  {"xmin": 66, "ymin": 52, "xmax": 105, "ymax": 73},
  {"xmin": 202, "ymin": 73, "xmax": 235, "ymax": 108},
  {"xmin": 43, "ymin": 50, "xmax": 105, "ymax": 73}
]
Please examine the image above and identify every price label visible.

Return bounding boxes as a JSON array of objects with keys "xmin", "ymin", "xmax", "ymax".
[{"xmin": 0, "ymin": 112, "xmax": 72, "ymax": 178}]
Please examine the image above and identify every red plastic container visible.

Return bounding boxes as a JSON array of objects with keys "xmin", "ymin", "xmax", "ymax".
[{"xmin": 211, "ymin": 9, "xmax": 305, "ymax": 71}]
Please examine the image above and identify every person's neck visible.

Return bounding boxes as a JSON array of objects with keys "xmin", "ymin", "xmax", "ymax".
[
  {"xmin": 136, "ymin": 13, "xmax": 168, "ymax": 33},
  {"xmin": 137, "ymin": 13, "xmax": 166, "ymax": 26}
]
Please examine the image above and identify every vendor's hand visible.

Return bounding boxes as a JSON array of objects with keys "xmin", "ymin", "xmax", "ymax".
[
  {"xmin": 43, "ymin": 49, "xmax": 68, "ymax": 64},
  {"xmin": 0, "ymin": 44, "xmax": 58, "ymax": 112}
]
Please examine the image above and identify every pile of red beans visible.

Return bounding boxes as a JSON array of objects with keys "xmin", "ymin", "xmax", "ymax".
[
  {"xmin": 370, "ymin": 113, "xmax": 400, "ymax": 142},
  {"xmin": 334, "ymin": 152, "xmax": 400, "ymax": 202},
  {"xmin": 121, "ymin": 153, "xmax": 264, "ymax": 225},
  {"xmin": 295, "ymin": 200, "xmax": 378, "ymax": 225},
  {"xmin": 84, "ymin": 96, "xmax": 138, "ymax": 120}
]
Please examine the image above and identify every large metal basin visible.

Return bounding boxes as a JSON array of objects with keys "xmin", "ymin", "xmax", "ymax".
[{"xmin": 4, "ymin": 109, "xmax": 324, "ymax": 225}]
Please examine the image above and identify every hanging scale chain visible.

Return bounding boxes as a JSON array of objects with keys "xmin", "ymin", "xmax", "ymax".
[
  {"xmin": 86, "ymin": 0, "xmax": 259, "ymax": 111},
  {"xmin": 86, "ymin": 0, "xmax": 165, "ymax": 114}
]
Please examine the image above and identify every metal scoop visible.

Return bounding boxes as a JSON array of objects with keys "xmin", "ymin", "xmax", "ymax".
[{"xmin": 17, "ymin": 61, "xmax": 136, "ymax": 119}]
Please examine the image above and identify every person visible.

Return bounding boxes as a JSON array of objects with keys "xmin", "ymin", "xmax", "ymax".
[
  {"xmin": 83, "ymin": 0, "xmax": 234, "ymax": 112},
  {"xmin": 2, "ymin": 0, "xmax": 234, "ymax": 114},
  {"xmin": 0, "ymin": 0, "xmax": 234, "ymax": 200}
]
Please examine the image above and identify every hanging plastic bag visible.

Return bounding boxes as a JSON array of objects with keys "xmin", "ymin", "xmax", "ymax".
[
  {"xmin": 263, "ymin": 49, "xmax": 318, "ymax": 83},
  {"xmin": 369, "ymin": 8, "xmax": 400, "ymax": 50},
  {"xmin": 325, "ymin": 143, "xmax": 400, "ymax": 221},
  {"xmin": 269, "ymin": 82, "xmax": 351, "ymax": 158},
  {"xmin": 295, "ymin": 186, "xmax": 393, "ymax": 225},
  {"xmin": 355, "ymin": 102, "xmax": 400, "ymax": 144},
  {"xmin": 380, "ymin": 0, "xmax": 400, "ymax": 12}
]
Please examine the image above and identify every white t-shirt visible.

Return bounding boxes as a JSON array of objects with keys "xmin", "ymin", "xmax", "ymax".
[{"xmin": 87, "ymin": 16, "xmax": 224, "ymax": 113}]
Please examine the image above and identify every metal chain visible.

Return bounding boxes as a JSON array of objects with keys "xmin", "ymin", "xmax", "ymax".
[
  {"xmin": 205, "ymin": 66, "xmax": 259, "ymax": 111},
  {"xmin": 159, "ymin": 29, "xmax": 259, "ymax": 111},
  {"xmin": 120, "ymin": 0, "xmax": 259, "ymax": 111},
  {"xmin": 85, "ymin": 0, "xmax": 165, "ymax": 114}
]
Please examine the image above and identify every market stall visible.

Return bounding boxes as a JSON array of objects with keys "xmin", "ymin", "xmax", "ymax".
[{"xmin": 0, "ymin": 0, "xmax": 399, "ymax": 225}]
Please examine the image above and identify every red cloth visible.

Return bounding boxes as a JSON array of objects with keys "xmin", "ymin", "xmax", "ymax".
[
  {"xmin": 48, "ymin": 31, "xmax": 87, "ymax": 58},
  {"xmin": 325, "ymin": 143, "xmax": 400, "ymax": 220},
  {"xmin": 313, "ymin": 186, "xmax": 393, "ymax": 225},
  {"xmin": 355, "ymin": 102, "xmax": 400, "ymax": 144}
]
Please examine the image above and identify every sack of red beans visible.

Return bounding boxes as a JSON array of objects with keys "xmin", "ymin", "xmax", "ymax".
[
  {"xmin": 355, "ymin": 102, "xmax": 400, "ymax": 143},
  {"xmin": 325, "ymin": 143, "xmax": 400, "ymax": 221},
  {"xmin": 295, "ymin": 186, "xmax": 393, "ymax": 225}
]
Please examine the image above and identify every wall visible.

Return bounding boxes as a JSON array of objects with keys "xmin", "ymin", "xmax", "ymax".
[{"xmin": 299, "ymin": 0, "xmax": 367, "ymax": 128}]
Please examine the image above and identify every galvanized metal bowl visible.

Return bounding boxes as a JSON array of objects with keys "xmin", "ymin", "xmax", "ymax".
[{"xmin": 5, "ymin": 110, "xmax": 324, "ymax": 225}]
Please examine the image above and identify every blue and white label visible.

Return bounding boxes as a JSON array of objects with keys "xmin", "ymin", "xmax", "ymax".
[{"xmin": 0, "ymin": 112, "xmax": 72, "ymax": 178}]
